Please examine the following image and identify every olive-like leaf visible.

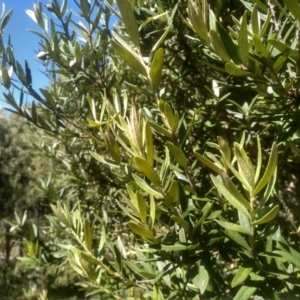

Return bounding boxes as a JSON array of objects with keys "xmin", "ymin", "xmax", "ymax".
[
  {"xmin": 166, "ymin": 142, "xmax": 187, "ymax": 168},
  {"xmin": 209, "ymin": 30, "xmax": 231, "ymax": 63},
  {"xmin": 136, "ymin": 192, "xmax": 147, "ymax": 223},
  {"xmin": 238, "ymin": 12, "xmax": 248, "ymax": 66},
  {"xmin": 251, "ymin": 4, "xmax": 260, "ymax": 35},
  {"xmin": 0, "ymin": 8, "xmax": 13, "ymax": 33},
  {"xmin": 215, "ymin": 220, "xmax": 251, "ymax": 235},
  {"xmin": 132, "ymin": 173, "xmax": 163, "ymax": 199},
  {"xmin": 116, "ymin": 0, "xmax": 140, "ymax": 48},
  {"xmin": 84, "ymin": 219, "xmax": 92, "ymax": 251},
  {"xmin": 225, "ymin": 63, "xmax": 252, "ymax": 76},
  {"xmin": 150, "ymin": 48, "xmax": 164, "ymax": 93},
  {"xmin": 135, "ymin": 156, "xmax": 161, "ymax": 186},
  {"xmin": 145, "ymin": 121, "xmax": 154, "ymax": 166},
  {"xmin": 252, "ymin": 205, "xmax": 279, "ymax": 225},
  {"xmin": 187, "ymin": 0, "xmax": 210, "ymax": 44},
  {"xmin": 284, "ymin": 0, "xmax": 300, "ymax": 22},
  {"xmin": 193, "ymin": 265, "xmax": 209, "ymax": 295},
  {"xmin": 231, "ymin": 266, "xmax": 252, "ymax": 287},
  {"xmin": 254, "ymin": 142, "xmax": 277, "ymax": 195},
  {"xmin": 211, "ymin": 175, "xmax": 250, "ymax": 218},
  {"xmin": 128, "ymin": 222, "xmax": 154, "ymax": 240},
  {"xmin": 111, "ymin": 38, "xmax": 147, "ymax": 77},
  {"xmin": 194, "ymin": 151, "xmax": 221, "ymax": 173}
]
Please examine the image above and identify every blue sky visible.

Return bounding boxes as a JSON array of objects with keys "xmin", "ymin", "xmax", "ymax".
[{"xmin": 0, "ymin": 0, "xmax": 55, "ymax": 107}]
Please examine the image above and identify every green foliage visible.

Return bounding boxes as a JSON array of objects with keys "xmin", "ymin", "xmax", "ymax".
[{"xmin": 1, "ymin": 0, "xmax": 300, "ymax": 299}]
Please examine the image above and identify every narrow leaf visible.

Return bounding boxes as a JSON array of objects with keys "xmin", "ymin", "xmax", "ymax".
[
  {"xmin": 166, "ymin": 142, "xmax": 188, "ymax": 168},
  {"xmin": 132, "ymin": 173, "xmax": 163, "ymax": 199},
  {"xmin": 252, "ymin": 205, "xmax": 279, "ymax": 225},
  {"xmin": 211, "ymin": 175, "xmax": 250, "ymax": 218},
  {"xmin": 116, "ymin": 0, "xmax": 140, "ymax": 47},
  {"xmin": 216, "ymin": 220, "xmax": 251, "ymax": 235},
  {"xmin": 238, "ymin": 12, "xmax": 249, "ymax": 65},
  {"xmin": 194, "ymin": 151, "xmax": 221, "ymax": 173},
  {"xmin": 136, "ymin": 192, "xmax": 147, "ymax": 223},
  {"xmin": 129, "ymin": 222, "xmax": 154, "ymax": 240},
  {"xmin": 231, "ymin": 266, "xmax": 252, "ymax": 287},
  {"xmin": 254, "ymin": 143, "xmax": 278, "ymax": 195},
  {"xmin": 150, "ymin": 48, "xmax": 164, "ymax": 92},
  {"xmin": 284, "ymin": 0, "xmax": 300, "ymax": 22},
  {"xmin": 135, "ymin": 156, "xmax": 161, "ymax": 186},
  {"xmin": 210, "ymin": 30, "xmax": 231, "ymax": 63},
  {"xmin": 111, "ymin": 39, "xmax": 147, "ymax": 77},
  {"xmin": 84, "ymin": 219, "xmax": 92, "ymax": 251}
]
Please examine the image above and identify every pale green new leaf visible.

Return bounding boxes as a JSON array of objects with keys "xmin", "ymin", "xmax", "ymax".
[{"xmin": 254, "ymin": 142, "xmax": 278, "ymax": 195}]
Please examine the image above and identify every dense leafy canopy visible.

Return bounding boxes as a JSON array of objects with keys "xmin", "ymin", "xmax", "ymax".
[{"xmin": 1, "ymin": 0, "xmax": 300, "ymax": 299}]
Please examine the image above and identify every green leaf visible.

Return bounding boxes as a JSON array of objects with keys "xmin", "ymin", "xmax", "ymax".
[
  {"xmin": 194, "ymin": 151, "xmax": 221, "ymax": 173},
  {"xmin": 268, "ymin": 39, "xmax": 300, "ymax": 61},
  {"xmin": 165, "ymin": 180, "xmax": 179, "ymax": 206},
  {"xmin": 217, "ymin": 22, "xmax": 240, "ymax": 64},
  {"xmin": 25, "ymin": 60, "xmax": 32, "ymax": 86},
  {"xmin": 251, "ymin": 4, "xmax": 260, "ymax": 35},
  {"xmin": 211, "ymin": 175, "xmax": 250, "ymax": 218},
  {"xmin": 166, "ymin": 142, "xmax": 187, "ymax": 168},
  {"xmin": 135, "ymin": 156, "xmax": 161, "ymax": 186},
  {"xmin": 150, "ymin": 195, "xmax": 155, "ymax": 229},
  {"xmin": 132, "ymin": 173, "xmax": 163, "ymax": 199},
  {"xmin": 104, "ymin": 130, "xmax": 121, "ymax": 163},
  {"xmin": 231, "ymin": 266, "xmax": 252, "ymax": 287},
  {"xmin": 193, "ymin": 265, "xmax": 209, "ymax": 295},
  {"xmin": 128, "ymin": 222, "xmax": 154, "ymax": 240},
  {"xmin": 116, "ymin": 0, "xmax": 140, "ymax": 48},
  {"xmin": 220, "ymin": 171, "xmax": 251, "ymax": 210},
  {"xmin": 284, "ymin": 0, "xmax": 300, "ymax": 22},
  {"xmin": 223, "ymin": 230, "xmax": 251, "ymax": 250},
  {"xmin": 164, "ymin": 102, "xmax": 174, "ymax": 129},
  {"xmin": 252, "ymin": 205, "xmax": 279, "ymax": 225},
  {"xmin": 84, "ymin": 219, "xmax": 92, "ymax": 251},
  {"xmin": 252, "ymin": 35, "xmax": 269, "ymax": 58},
  {"xmin": 187, "ymin": 0, "xmax": 210, "ymax": 44},
  {"xmin": 233, "ymin": 286, "xmax": 257, "ymax": 300},
  {"xmin": 136, "ymin": 192, "xmax": 147, "ymax": 223},
  {"xmin": 254, "ymin": 142, "xmax": 278, "ymax": 195},
  {"xmin": 150, "ymin": 48, "xmax": 164, "ymax": 93},
  {"xmin": 171, "ymin": 216, "xmax": 190, "ymax": 231},
  {"xmin": 238, "ymin": 12, "xmax": 249, "ymax": 66},
  {"xmin": 111, "ymin": 38, "xmax": 147, "ymax": 77},
  {"xmin": 234, "ymin": 143, "xmax": 255, "ymax": 190},
  {"xmin": 145, "ymin": 121, "xmax": 154, "ymax": 166},
  {"xmin": 209, "ymin": 30, "xmax": 231, "ymax": 63},
  {"xmin": 0, "ymin": 8, "xmax": 13, "ymax": 33},
  {"xmin": 225, "ymin": 63, "xmax": 252, "ymax": 76},
  {"xmin": 160, "ymin": 242, "xmax": 199, "ymax": 251},
  {"xmin": 216, "ymin": 220, "xmax": 251, "ymax": 235}
]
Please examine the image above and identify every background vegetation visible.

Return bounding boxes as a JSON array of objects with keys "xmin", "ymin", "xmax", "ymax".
[{"xmin": 1, "ymin": 0, "xmax": 300, "ymax": 299}]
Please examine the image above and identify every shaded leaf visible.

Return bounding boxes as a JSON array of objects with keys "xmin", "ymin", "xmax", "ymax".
[{"xmin": 231, "ymin": 266, "xmax": 252, "ymax": 287}]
